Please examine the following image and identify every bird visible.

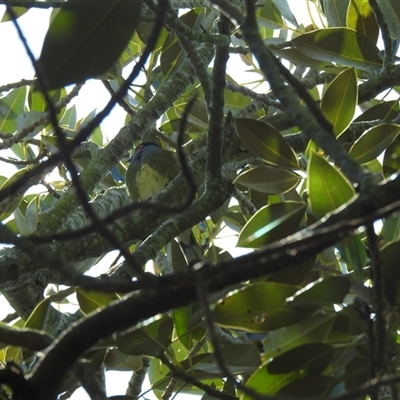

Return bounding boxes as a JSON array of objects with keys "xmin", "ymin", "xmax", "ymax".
[
  {"xmin": 126, "ymin": 142, "xmax": 180, "ymax": 202},
  {"xmin": 126, "ymin": 142, "xmax": 204, "ymax": 265}
]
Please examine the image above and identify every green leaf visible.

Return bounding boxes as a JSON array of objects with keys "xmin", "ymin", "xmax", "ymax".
[
  {"xmin": 28, "ymin": 86, "xmax": 65, "ymax": 112},
  {"xmin": 320, "ymin": 67, "xmax": 357, "ymax": 137},
  {"xmin": 238, "ymin": 201, "xmax": 306, "ymax": 248},
  {"xmin": 322, "ymin": 0, "xmax": 349, "ymax": 26},
  {"xmin": 377, "ymin": 0, "xmax": 400, "ymax": 41},
  {"xmin": 354, "ymin": 100, "xmax": 399, "ymax": 122},
  {"xmin": 117, "ymin": 315, "xmax": 173, "ymax": 356},
  {"xmin": 0, "ymin": 87, "xmax": 27, "ymax": 133},
  {"xmin": 266, "ymin": 256, "xmax": 315, "ymax": 285},
  {"xmin": 24, "ymin": 298, "xmax": 51, "ymax": 331},
  {"xmin": 172, "ymin": 305, "xmax": 205, "ymax": 350},
  {"xmin": 381, "ymin": 241, "xmax": 400, "ymax": 305},
  {"xmin": 349, "ymin": 124, "xmax": 400, "ymax": 164},
  {"xmin": 383, "ymin": 140, "xmax": 400, "ymax": 177},
  {"xmin": 382, "ymin": 213, "xmax": 400, "ymax": 243},
  {"xmin": 224, "ymin": 88, "xmax": 251, "ymax": 115},
  {"xmin": 264, "ymin": 313, "xmax": 336, "ymax": 360},
  {"xmin": 286, "ymin": 276, "xmax": 351, "ymax": 310},
  {"xmin": 235, "ymin": 118, "xmax": 298, "ymax": 168},
  {"xmin": 336, "ymin": 235, "xmax": 367, "ymax": 278},
  {"xmin": 307, "ymin": 152, "xmax": 354, "ymax": 219},
  {"xmin": 292, "ymin": 28, "xmax": 382, "ymax": 70},
  {"xmin": 25, "ymin": 196, "xmax": 39, "ymax": 234},
  {"xmin": 104, "ymin": 349, "xmax": 142, "ymax": 371},
  {"xmin": 1, "ymin": 7, "xmax": 28, "ymax": 22},
  {"xmin": 136, "ymin": 21, "xmax": 167, "ymax": 51},
  {"xmin": 346, "ymin": 0, "xmax": 379, "ymax": 44},
  {"xmin": 257, "ymin": 0, "xmax": 283, "ymax": 29},
  {"xmin": 213, "ymin": 283, "xmax": 304, "ymax": 332},
  {"xmin": 192, "ymin": 344, "xmax": 261, "ymax": 376},
  {"xmin": 234, "ymin": 166, "xmax": 300, "ymax": 194},
  {"xmin": 267, "ymin": 343, "xmax": 334, "ymax": 375},
  {"xmin": 76, "ymin": 288, "xmax": 118, "ymax": 315},
  {"xmin": 161, "ymin": 9, "xmax": 203, "ymax": 78},
  {"xmin": 36, "ymin": 0, "xmax": 142, "ymax": 89},
  {"xmin": 59, "ymin": 105, "xmax": 77, "ymax": 129},
  {"xmin": 273, "ymin": 48, "xmax": 335, "ymax": 71},
  {"xmin": 243, "ymin": 364, "xmax": 304, "ymax": 397}
]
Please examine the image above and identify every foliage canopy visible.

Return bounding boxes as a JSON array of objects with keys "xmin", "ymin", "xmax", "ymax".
[{"xmin": 1, "ymin": 0, "xmax": 400, "ymax": 399}]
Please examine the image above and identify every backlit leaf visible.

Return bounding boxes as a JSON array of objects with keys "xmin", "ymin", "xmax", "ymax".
[
  {"xmin": 267, "ymin": 343, "xmax": 334, "ymax": 375},
  {"xmin": 0, "ymin": 87, "xmax": 26, "ymax": 133},
  {"xmin": 234, "ymin": 166, "xmax": 300, "ymax": 194},
  {"xmin": 36, "ymin": 0, "xmax": 142, "ymax": 89},
  {"xmin": 347, "ymin": 0, "xmax": 379, "ymax": 44},
  {"xmin": 307, "ymin": 152, "xmax": 354, "ymax": 219},
  {"xmin": 76, "ymin": 288, "xmax": 119, "ymax": 315},
  {"xmin": 292, "ymin": 28, "xmax": 382, "ymax": 70},
  {"xmin": 238, "ymin": 201, "xmax": 306, "ymax": 248},
  {"xmin": 235, "ymin": 118, "xmax": 298, "ymax": 168},
  {"xmin": 257, "ymin": 0, "xmax": 283, "ymax": 29},
  {"xmin": 377, "ymin": 0, "xmax": 400, "ymax": 41},
  {"xmin": 322, "ymin": 0, "xmax": 349, "ymax": 27},
  {"xmin": 286, "ymin": 276, "xmax": 350, "ymax": 309},
  {"xmin": 321, "ymin": 68, "xmax": 357, "ymax": 137},
  {"xmin": 117, "ymin": 315, "xmax": 173, "ymax": 356},
  {"xmin": 213, "ymin": 283, "xmax": 302, "ymax": 332},
  {"xmin": 349, "ymin": 123, "xmax": 400, "ymax": 164}
]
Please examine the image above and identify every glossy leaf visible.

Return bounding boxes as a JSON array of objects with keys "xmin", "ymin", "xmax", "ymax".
[
  {"xmin": 235, "ymin": 118, "xmax": 298, "ymax": 168},
  {"xmin": 266, "ymin": 256, "xmax": 315, "ymax": 285},
  {"xmin": 278, "ymin": 375, "xmax": 336, "ymax": 396},
  {"xmin": 383, "ymin": 140, "xmax": 400, "ymax": 177},
  {"xmin": 117, "ymin": 315, "xmax": 173, "ymax": 356},
  {"xmin": 213, "ymin": 283, "xmax": 303, "ymax": 332},
  {"xmin": 1, "ymin": 7, "xmax": 28, "ymax": 22},
  {"xmin": 224, "ymin": 89, "xmax": 252, "ymax": 114},
  {"xmin": 377, "ymin": 0, "xmax": 400, "ymax": 41},
  {"xmin": 354, "ymin": 100, "xmax": 399, "ymax": 122},
  {"xmin": 292, "ymin": 28, "xmax": 382, "ymax": 70},
  {"xmin": 36, "ymin": 0, "xmax": 142, "ymax": 89},
  {"xmin": 257, "ymin": 0, "xmax": 283, "ymax": 29},
  {"xmin": 76, "ymin": 288, "xmax": 118, "ymax": 315},
  {"xmin": 320, "ymin": 67, "xmax": 357, "ymax": 137},
  {"xmin": 286, "ymin": 276, "xmax": 351, "ymax": 309},
  {"xmin": 192, "ymin": 344, "xmax": 260, "ymax": 375},
  {"xmin": 322, "ymin": 0, "xmax": 349, "ymax": 26},
  {"xmin": 234, "ymin": 166, "xmax": 300, "ymax": 194},
  {"xmin": 336, "ymin": 235, "xmax": 367, "ymax": 276},
  {"xmin": 307, "ymin": 152, "xmax": 354, "ymax": 219},
  {"xmin": 347, "ymin": 0, "xmax": 379, "ymax": 44},
  {"xmin": 104, "ymin": 349, "xmax": 142, "ymax": 371},
  {"xmin": 382, "ymin": 213, "xmax": 400, "ymax": 243},
  {"xmin": 161, "ymin": 9, "xmax": 203, "ymax": 77},
  {"xmin": 25, "ymin": 196, "xmax": 39, "ymax": 234},
  {"xmin": 349, "ymin": 124, "xmax": 400, "ymax": 164},
  {"xmin": 243, "ymin": 364, "xmax": 304, "ymax": 398},
  {"xmin": 0, "ymin": 87, "xmax": 26, "ymax": 133},
  {"xmin": 24, "ymin": 298, "xmax": 51, "ymax": 331},
  {"xmin": 237, "ymin": 201, "xmax": 306, "ymax": 248},
  {"xmin": 267, "ymin": 343, "xmax": 334, "ymax": 375},
  {"xmin": 264, "ymin": 313, "xmax": 336, "ymax": 360},
  {"xmin": 172, "ymin": 305, "xmax": 205, "ymax": 349},
  {"xmin": 273, "ymin": 48, "xmax": 335, "ymax": 70},
  {"xmin": 274, "ymin": 0, "xmax": 298, "ymax": 26}
]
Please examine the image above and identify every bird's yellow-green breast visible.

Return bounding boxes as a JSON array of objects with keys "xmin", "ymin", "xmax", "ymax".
[{"xmin": 126, "ymin": 142, "xmax": 180, "ymax": 201}]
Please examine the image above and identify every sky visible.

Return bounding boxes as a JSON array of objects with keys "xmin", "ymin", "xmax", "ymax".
[{"xmin": 0, "ymin": 1, "xmax": 309, "ymax": 399}]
